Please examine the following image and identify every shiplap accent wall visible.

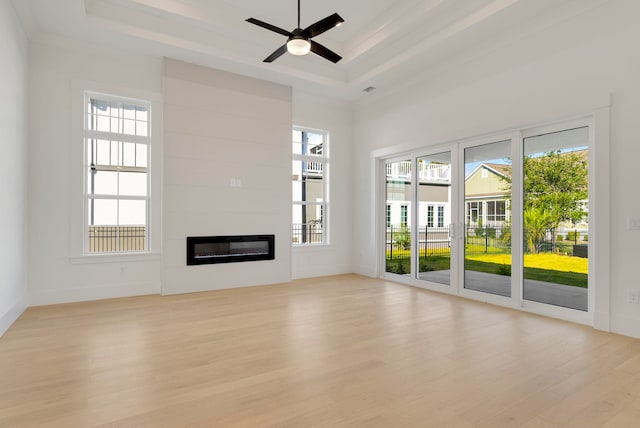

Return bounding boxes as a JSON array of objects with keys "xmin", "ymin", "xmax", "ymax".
[{"xmin": 162, "ymin": 59, "xmax": 292, "ymax": 294}]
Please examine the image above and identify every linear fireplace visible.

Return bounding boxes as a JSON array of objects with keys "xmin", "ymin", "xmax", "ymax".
[{"xmin": 186, "ymin": 235, "xmax": 275, "ymax": 265}]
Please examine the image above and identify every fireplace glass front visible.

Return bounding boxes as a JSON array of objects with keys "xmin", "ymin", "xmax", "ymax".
[{"xmin": 186, "ymin": 235, "xmax": 275, "ymax": 265}]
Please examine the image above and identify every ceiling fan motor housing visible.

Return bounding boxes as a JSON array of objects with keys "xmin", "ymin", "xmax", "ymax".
[{"xmin": 287, "ymin": 29, "xmax": 311, "ymax": 56}]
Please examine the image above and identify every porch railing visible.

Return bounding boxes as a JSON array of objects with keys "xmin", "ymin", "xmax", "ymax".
[
  {"xmin": 292, "ymin": 223, "xmax": 324, "ymax": 245},
  {"xmin": 88, "ymin": 225, "xmax": 146, "ymax": 253}
]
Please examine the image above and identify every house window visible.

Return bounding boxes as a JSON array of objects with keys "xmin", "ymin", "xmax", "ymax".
[
  {"xmin": 386, "ymin": 204, "xmax": 391, "ymax": 228},
  {"xmin": 467, "ymin": 201, "xmax": 483, "ymax": 225},
  {"xmin": 438, "ymin": 206, "xmax": 445, "ymax": 228},
  {"xmin": 427, "ymin": 205, "xmax": 434, "ymax": 227},
  {"xmin": 292, "ymin": 128, "xmax": 328, "ymax": 245},
  {"xmin": 486, "ymin": 200, "xmax": 506, "ymax": 224},
  {"xmin": 84, "ymin": 93, "xmax": 150, "ymax": 254},
  {"xmin": 400, "ymin": 205, "xmax": 408, "ymax": 227}
]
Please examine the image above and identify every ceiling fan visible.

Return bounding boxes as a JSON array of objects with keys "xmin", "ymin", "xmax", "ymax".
[{"xmin": 246, "ymin": 0, "xmax": 344, "ymax": 63}]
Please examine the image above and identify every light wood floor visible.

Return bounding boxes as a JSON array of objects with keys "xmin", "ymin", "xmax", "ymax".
[{"xmin": 1, "ymin": 275, "xmax": 640, "ymax": 427}]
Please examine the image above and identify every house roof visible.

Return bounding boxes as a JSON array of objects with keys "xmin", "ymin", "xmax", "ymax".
[
  {"xmin": 483, "ymin": 163, "xmax": 512, "ymax": 178},
  {"xmin": 465, "ymin": 163, "xmax": 510, "ymax": 182},
  {"xmin": 466, "ymin": 149, "xmax": 587, "ymax": 181}
]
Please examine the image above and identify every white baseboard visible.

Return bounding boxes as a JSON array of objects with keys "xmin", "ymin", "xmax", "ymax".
[
  {"xmin": 593, "ymin": 309, "xmax": 611, "ymax": 332},
  {"xmin": 292, "ymin": 264, "xmax": 352, "ymax": 280},
  {"xmin": 610, "ymin": 314, "xmax": 640, "ymax": 339},
  {"xmin": 0, "ymin": 295, "xmax": 28, "ymax": 337},
  {"xmin": 353, "ymin": 264, "xmax": 377, "ymax": 278},
  {"xmin": 29, "ymin": 282, "xmax": 161, "ymax": 306}
]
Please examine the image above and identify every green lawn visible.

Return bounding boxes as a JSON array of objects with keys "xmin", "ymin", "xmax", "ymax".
[
  {"xmin": 386, "ymin": 252, "xmax": 588, "ymax": 288},
  {"xmin": 464, "ymin": 253, "xmax": 587, "ymax": 274}
]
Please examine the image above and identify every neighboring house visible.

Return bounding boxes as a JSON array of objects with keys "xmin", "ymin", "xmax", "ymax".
[
  {"xmin": 465, "ymin": 153, "xmax": 588, "ymax": 240},
  {"xmin": 386, "ymin": 160, "xmax": 511, "ymax": 232},
  {"xmin": 387, "ymin": 153, "xmax": 587, "ymax": 241},
  {"xmin": 386, "ymin": 160, "xmax": 452, "ymax": 230},
  {"xmin": 464, "ymin": 162, "xmax": 511, "ymax": 229}
]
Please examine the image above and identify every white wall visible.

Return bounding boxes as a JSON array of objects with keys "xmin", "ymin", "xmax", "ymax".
[
  {"xmin": 0, "ymin": 0, "xmax": 28, "ymax": 335},
  {"xmin": 353, "ymin": 0, "xmax": 640, "ymax": 337},
  {"xmin": 28, "ymin": 36, "xmax": 164, "ymax": 305},
  {"xmin": 292, "ymin": 91, "xmax": 353, "ymax": 279},
  {"xmin": 162, "ymin": 59, "xmax": 292, "ymax": 294}
]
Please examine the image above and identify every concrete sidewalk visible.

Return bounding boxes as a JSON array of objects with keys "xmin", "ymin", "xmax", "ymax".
[{"xmin": 418, "ymin": 270, "xmax": 587, "ymax": 311}]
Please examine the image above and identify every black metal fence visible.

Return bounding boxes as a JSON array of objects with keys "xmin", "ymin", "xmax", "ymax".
[
  {"xmin": 386, "ymin": 225, "xmax": 512, "ymax": 259},
  {"xmin": 386, "ymin": 225, "xmax": 453, "ymax": 259},
  {"xmin": 386, "ymin": 225, "xmax": 587, "ymax": 259},
  {"xmin": 465, "ymin": 225, "xmax": 511, "ymax": 255},
  {"xmin": 292, "ymin": 223, "xmax": 324, "ymax": 245},
  {"xmin": 88, "ymin": 226, "xmax": 146, "ymax": 253}
]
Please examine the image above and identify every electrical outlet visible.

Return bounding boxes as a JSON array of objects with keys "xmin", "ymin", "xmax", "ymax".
[
  {"xmin": 629, "ymin": 290, "xmax": 640, "ymax": 304},
  {"xmin": 628, "ymin": 217, "xmax": 640, "ymax": 230}
]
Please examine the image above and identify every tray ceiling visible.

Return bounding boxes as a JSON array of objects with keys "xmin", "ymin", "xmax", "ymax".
[{"xmin": 14, "ymin": 0, "xmax": 611, "ymax": 99}]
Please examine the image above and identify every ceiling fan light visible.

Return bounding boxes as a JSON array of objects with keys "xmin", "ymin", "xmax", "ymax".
[{"xmin": 287, "ymin": 37, "xmax": 311, "ymax": 55}]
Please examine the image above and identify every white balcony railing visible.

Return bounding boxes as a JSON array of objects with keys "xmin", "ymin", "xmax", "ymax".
[
  {"xmin": 302, "ymin": 161, "xmax": 323, "ymax": 176},
  {"xmin": 386, "ymin": 161, "xmax": 450, "ymax": 183}
]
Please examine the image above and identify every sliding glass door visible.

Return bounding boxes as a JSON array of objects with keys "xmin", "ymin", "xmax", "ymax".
[
  {"xmin": 379, "ymin": 118, "xmax": 592, "ymax": 319},
  {"xmin": 463, "ymin": 141, "xmax": 512, "ymax": 297},
  {"xmin": 417, "ymin": 152, "xmax": 453, "ymax": 286},
  {"xmin": 385, "ymin": 159, "xmax": 412, "ymax": 277},
  {"xmin": 522, "ymin": 126, "xmax": 589, "ymax": 311}
]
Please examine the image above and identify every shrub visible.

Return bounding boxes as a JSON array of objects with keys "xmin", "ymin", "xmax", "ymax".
[
  {"xmin": 395, "ymin": 226, "xmax": 411, "ymax": 250},
  {"xmin": 567, "ymin": 230, "xmax": 580, "ymax": 241},
  {"xmin": 395, "ymin": 260, "xmax": 407, "ymax": 274},
  {"xmin": 496, "ymin": 263, "xmax": 511, "ymax": 276},
  {"xmin": 583, "ymin": 235, "xmax": 588, "ymax": 242},
  {"xmin": 419, "ymin": 259, "xmax": 434, "ymax": 272}
]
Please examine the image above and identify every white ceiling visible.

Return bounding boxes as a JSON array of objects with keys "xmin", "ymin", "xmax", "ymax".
[{"xmin": 13, "ymin": 0, "xmax": 611, "ymax": 99}]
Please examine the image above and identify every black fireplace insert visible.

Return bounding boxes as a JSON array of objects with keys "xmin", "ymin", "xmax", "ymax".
[{"xmin": 186, "ymin": 235, "xmax": 275, "ymax": 265}]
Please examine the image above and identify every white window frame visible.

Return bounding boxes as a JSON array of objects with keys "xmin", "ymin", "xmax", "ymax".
[
  {"xmin": 292, "ymin": 127, "xmax": 329, "ymax": 246},
  {"xmin": 70, "ymin": 81, "xmax": 162, "ymax": 262},
  {"xmin": 401, "ymin": 204, "xmax": 408, "ymax": 227},
  {"xmin": 84, "ymin": 92, "xmax": 150, "ymax": 254},
  {"xmin": 437, "ymin": 205, "xmax": 445, "ymax": 228}
]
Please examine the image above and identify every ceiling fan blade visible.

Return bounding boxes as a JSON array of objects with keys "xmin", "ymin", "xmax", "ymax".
[
  {"xmin": 263, "ymin": 44, "xmax": 288, "ymax": 63},
  {"xmin": 246, "ymin": 18, "xmax": 292, "ymax": 37},
  {"xmin": 302, "ymin": 13, "xmax": 344, "ymax": 38},
  {"xmin": 310, "ymin": 40, "xmax": 342, "ymax": 63}
]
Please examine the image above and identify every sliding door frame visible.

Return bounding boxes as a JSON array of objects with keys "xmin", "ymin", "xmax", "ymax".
[
  {"xmin": 374, "ymin": 110, "xmax": 609, "ymax": 329},
  {"xmin": 457, "ymin": 132, "xmax": 522, "ymax": 308},
  {"xmin": 413, "ymin": 145, "xmax": 459, "ymax": 293},
  {"xmin": 518, "ymin": 117, "xmax": 595, "ymax": 325}
]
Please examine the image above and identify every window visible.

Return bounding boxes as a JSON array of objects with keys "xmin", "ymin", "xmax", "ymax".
[
  {"xmin": 438, "ymin": 206, "xmax": 445, "ymax": 228},
  {"xmin": 292, "ymin": 128, "xmax": 328, "ymax": 245},
  {"xmin": 427, "ymin": 205, "xmax": 434, "ymax": 227},
  {"xmin": 386, "ymin": 204, "xmax": 391, "ymax": 228},
  {"xmin": 467, "ymin": 201, "xmax": 483, "ymax": 225},
  {"xmin": 486, "ymin": 200, "xmax": 506, "ymax": 224},
  {"xmin": 401, "ymin": 205, "xmax": 408, "ymax": 227},
  {"xmin": 84, "ymin": 93, "xmax": 150, "ymax": 254}
]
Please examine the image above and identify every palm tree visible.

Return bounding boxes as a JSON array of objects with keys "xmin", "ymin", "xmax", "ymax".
[{"xmin": 524, "ymin": 208, "xmax": 552, "ymax": 253}]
